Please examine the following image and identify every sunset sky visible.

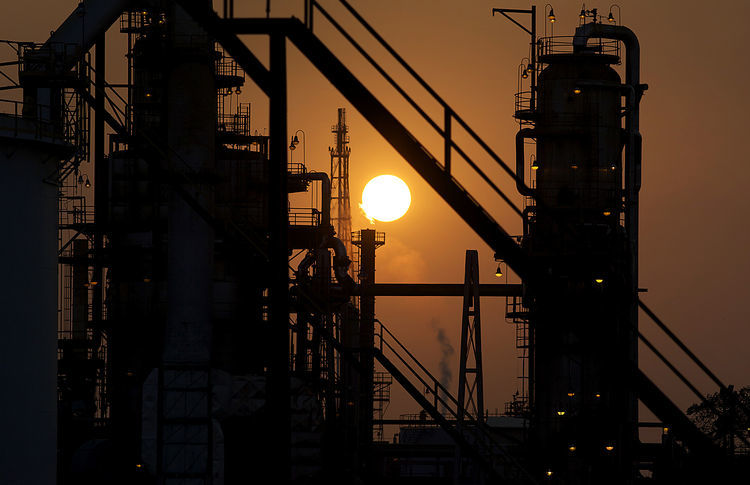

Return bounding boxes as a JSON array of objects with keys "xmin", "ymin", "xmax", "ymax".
[{"xmin": 3, "ymin": 0, "xmax": 749, "ymax": 427}]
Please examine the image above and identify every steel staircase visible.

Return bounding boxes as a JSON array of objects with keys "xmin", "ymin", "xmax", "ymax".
[{"xmin": 373, "ymin": 319, "xmax": 537, "ymax": 484}]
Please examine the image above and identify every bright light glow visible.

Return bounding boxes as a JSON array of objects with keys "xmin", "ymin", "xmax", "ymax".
[
  {"xmin": 595, "ymin": 278, "xmax": 604, "ymax": 284},
  {"xmin": 361, "ymin": 175, "xmax": 411, "ymax": 222},
  {"xmin": 556, "ymin": 410, "xmax": 566, "ymax": 416},
  {"xmin": 495, "ymin": 265, "xmax": 503, "ymax": 277},
  {"xmin": 605, "ymin": 445, "xmax": 615, "ymax": 451}
]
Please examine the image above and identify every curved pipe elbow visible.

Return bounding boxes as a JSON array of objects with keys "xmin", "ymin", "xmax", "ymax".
[
  {"xmin": 300, "ymin": 172, "xmax": 331, "ymax": 228},
  {"xmin": 516, "ymin": 129, "xmax": 536, "ymax": 197},
  {"xmin": 328, "ymin": 236, "xmax": 357, "ymax": 293},
  {"xmin": 574, "ymin": 23, "xmax": 640, "ymax": 87}
]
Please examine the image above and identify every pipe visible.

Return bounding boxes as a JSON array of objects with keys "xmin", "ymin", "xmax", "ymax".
[
  {"xmin": 296, "ymin": 251, "xmax": 316, "ymax": 280},
  {"xmin": 301, "ymin": 171, "xmax": 331, "ymax": 228},
  {"xmin": 327, "ymin": 236, "xmax": 357, "ymax": 292},
  {"xmin": 515, "ymin": 128, "xmax": 536, "ymax": 197},
  {"xmin": 573, "ymin": 23, "xmax": 645, "ymax": 195}
]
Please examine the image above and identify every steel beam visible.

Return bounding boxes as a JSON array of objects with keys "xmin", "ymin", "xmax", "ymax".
[{"xmin": 364, "ymin": 283, "xmax": 522, "ymax": 297}]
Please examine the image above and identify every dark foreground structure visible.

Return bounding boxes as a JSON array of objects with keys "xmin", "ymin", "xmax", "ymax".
[{"xmin": 0, "ymin": 2, "xmax": 746, "ymax": 484}]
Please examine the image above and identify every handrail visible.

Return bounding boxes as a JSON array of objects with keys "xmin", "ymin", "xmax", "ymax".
[
  {"xmin": 310, "ymin": 0, "xmax": 527, "ymax": 217},
  {"xmin": 374, "ymin": 319, "xmax": 536, "ymax": 482},
  {"xmin": 638, "ymin": 299, "xmax": 750, "ymax": 444}
]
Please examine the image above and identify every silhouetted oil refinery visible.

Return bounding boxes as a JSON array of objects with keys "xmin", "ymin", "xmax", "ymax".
[{"xmin": 0, "ymin": 1, "xmax": 747, "ymax": 484}]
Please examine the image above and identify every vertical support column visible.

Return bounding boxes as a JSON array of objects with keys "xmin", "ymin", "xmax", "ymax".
[
  {"xmin": 92, "ymin": 36, "xmax": 105, "ymax": 335},
  {"xmin": 160, "ymin": 3, "xmax": 216, "ymax": 482},
  {"xmin": 268, "ymin": 31, "xmax": 291, "ymax": 483},
  {"xmin": 72, "ymin": 239, "xmax": 89, "ymax": 340},
  {"xmin": 356, "ymin": 228, "xmax": 377, "ymax": 476}
]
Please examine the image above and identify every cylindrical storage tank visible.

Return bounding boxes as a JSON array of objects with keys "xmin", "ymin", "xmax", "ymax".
[{"xmin": 0, "ymin": 113, "xmax": 72, "ymax": 484}]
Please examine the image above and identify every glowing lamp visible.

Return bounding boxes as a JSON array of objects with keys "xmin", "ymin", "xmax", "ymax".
[
  {"xmin": 548, "ymin": 9, "xmax": 556, "ymax": 22},
  {"xmin": 569, "ymin": 444, "xmax": 576, "ymax": 452},
  {"xmin": 580, "ymin": 9, "xmax": 586, "ymax": 19},
  {"xmin": 573, "ymin": 87, "xmax": 582, "ymax": 94},
  {"xmin": 603, "ymin": 211, "xmax": 612, "ymax": 216},
  {"xmin": 522, "ymin": 70, "xmax": 529, "ymax": 79},
  {"xmin": 531, "ymin": 159, "xmax": 539, "ymax": 170},
  {"xmin": 605, "ymin": 445, "xmax": 615, "ymax": 452},
  {"xmin": 608, "ymin": 12, "xmax": 615, "ymax": 22},
  {"xmin": 556, "ymin": 410, "xmax": 566, "ymax": 416},
  {"xmin": 495, "ymin": 265, "xmax": 503, "ymax": 277}
]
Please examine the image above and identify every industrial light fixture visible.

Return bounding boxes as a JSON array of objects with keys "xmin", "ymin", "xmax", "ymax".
[
  {"xmin": 608, "ymin": 11, "xmax": 615, "ymax": 22},
  {"xmin": 84, "ymin": 176, "xmax": 91, "ymax": 188},
  {"xmin": 573, "ymin": 87, "xmax": 582, "ymax": 94},
  {"xmin": 495, "ymin": 264, "xmax": 503, "ymax": 277},
  {"xmin": 548, "ymin": 8, "xmax": 556, "ymax": 22},
  {"xmin": 77, "ymin": 174, "xmax": 83, "ymax": 185},
  {"xmin": 531, "ymin": 158, "xmax": 539, "ymax": 170},
  {"xmin": 546, "ymin": 469, "xmax": 553, "ymax": 478},
  {"xmin": 567, "ymin": 391, "xmax": 575, "ymax": 397},
  {"xmin": 522, "ymin": 70, "xmax": 529, "ymax": 79},
  {"xmin": 594, "ymin": 393, "xmax": 601, "ymax": 398},
  {"xmin": 568, "ymin": 444, "xmax": 576, "ymax": 452},
  {"xmin": 556, "ymin": 410, "xmax": 566, "ymax": 416},
  {"xmin": 570, "ymin": 162, "xmax": 578, "ymax": 170},
  {"xmin": 526, "ymin": 62, "xmax": 534, "ymax": 73},
  {"xmin": 580, "ymin": 9, "xmax": 586, "ymax": 19},
  {"xmin": 594, "ymin": 277, "xmax": 604, "ymax": 284},
  {"xmin": 603, "ymin": 210, "xmax": 612, "ymax": 216},
  {"xmin": 663, "ymin": 427, "xmax": 670, "ymax": 434},
  {"xmin": 605, "ymin": 444, "xmax": 615, "ymax": 452},
  {"xmin": 293, "ymin": 135, "xmax": 300, "ymax": 146},
  {"xmin": 610, "ymin": 163, "xmax": 617, "ymax": 170}
]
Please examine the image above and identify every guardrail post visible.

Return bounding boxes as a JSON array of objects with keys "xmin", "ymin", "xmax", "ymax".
[{"xmin": 444, "ymin": 106, "xmax": 451, "ymax": 173}]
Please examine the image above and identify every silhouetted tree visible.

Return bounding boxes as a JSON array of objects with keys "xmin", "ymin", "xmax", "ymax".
[{"xmin": 686, "ymin": 385, "xmax": 750, "ymax": 453}]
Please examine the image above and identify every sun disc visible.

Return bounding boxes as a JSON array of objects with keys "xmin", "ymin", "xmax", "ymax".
[{"xmin": 361, "ymin": 175, "xmax": 411, "ymax": 222}]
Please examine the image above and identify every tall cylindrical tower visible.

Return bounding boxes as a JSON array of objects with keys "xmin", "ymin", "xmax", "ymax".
[
  {"xmin": 0, "ymin": 113, "xmax": 72, "ymax": 485},
  {"xmin": 518, "ymin": 31, "xmax": 640, "ymax": 484}
]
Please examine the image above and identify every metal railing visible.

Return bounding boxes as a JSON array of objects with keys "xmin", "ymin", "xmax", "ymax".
[
  {"xmin": 538, "ymin": 35, "xmax": 620, "ymax": 58},
  {"xmin": 289, "ymin": 207, "xmax": 321, "ymax": 226},
  {"xmin": 0, "ymin": 98, "xmax": 71, "ymax": 143},
  {"xmin": 308, "ymin": 0, "xmax": 526, "ymax": 218},
  {"xmin": 374, "ymin": 319, "xmax": 534, "ymax": 481}
]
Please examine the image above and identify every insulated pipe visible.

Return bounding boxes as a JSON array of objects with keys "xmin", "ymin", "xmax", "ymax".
[
  {"xmin": 573, "ymin": 23, "xmax": 643, "ymax": 194},
  {"xmin": 515, "ymin": 128, "xmax": 536, "ymax": 197}
]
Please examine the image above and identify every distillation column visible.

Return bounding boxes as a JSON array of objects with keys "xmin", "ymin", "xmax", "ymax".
[{"xmin": 519, "ymin": 29, "xmax": 642, "ymax": 484}]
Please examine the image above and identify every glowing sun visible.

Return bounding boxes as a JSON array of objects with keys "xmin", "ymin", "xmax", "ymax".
[{"xmin": 361, "ymin": 175, "xmax": 411, "ymax": 222}]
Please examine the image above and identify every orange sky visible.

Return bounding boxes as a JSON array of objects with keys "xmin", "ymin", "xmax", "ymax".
[{"xmin": 4, "ymin": 0, "xmax": 750, "ymax": 427}]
